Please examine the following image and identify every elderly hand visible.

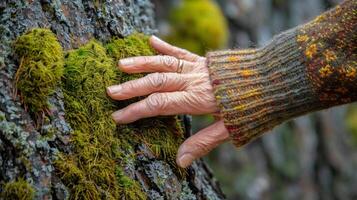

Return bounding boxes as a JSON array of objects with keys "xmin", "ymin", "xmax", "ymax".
[{"xmin": 107, "ymin": 36, "xmax": 229, "ymax": 168}]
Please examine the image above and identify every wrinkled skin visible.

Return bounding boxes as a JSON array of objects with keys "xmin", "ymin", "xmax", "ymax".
[{"xmin": 107, "ymin": 36, "xmax": 230, "ymax": 168}]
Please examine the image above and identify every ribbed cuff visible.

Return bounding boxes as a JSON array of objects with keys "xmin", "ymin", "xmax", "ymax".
[{"xmin": 207, "ymin": 28, "xmax": 319, "ymax": 147}]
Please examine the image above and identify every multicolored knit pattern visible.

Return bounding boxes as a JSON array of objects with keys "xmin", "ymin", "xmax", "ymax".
[{"xmin": 206, "ymin": 0, "xmax": 357, "ymax": 147}]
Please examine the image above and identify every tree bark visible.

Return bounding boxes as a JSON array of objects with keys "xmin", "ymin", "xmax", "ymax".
[{"xmin": 0, "ymin": 1, "xmax": 225, "ymax": 199}]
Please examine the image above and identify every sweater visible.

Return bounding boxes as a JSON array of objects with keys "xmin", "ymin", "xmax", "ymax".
[{"xmin": 207, "ymin": 0, "xmax": 357, "ymax": 147}]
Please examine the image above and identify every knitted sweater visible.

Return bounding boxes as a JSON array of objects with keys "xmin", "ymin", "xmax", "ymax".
[{"xmin": 207, "ymin": 0, "xmax": 357, "ymax": 147}]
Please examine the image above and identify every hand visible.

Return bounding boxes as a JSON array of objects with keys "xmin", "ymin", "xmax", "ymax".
[{"xmin": 107, "ymin": 36, "xmax": 229, "ymax": 168}]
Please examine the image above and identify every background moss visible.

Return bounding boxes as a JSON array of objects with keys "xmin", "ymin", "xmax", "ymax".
[
  {"xmin": 345, "ymin": 104, "xmax": 357, "ymax": 146},
  {"xmin": 166, "ymin": 0, "xmax": 229, "ymax": 55}
]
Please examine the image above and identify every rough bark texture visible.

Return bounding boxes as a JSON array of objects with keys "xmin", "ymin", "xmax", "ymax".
[{"xmin": 0, "ymin": 1, "xmax": 225, "ymax": 199}]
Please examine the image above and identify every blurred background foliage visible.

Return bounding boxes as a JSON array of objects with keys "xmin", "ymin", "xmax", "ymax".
[
  {"xmin": 153, "ymin": 0, "xmax": 357, "ymax": 199},
  {"xmin": 165, "ymin": 0, "xmax": 228, "ymax": 55}
]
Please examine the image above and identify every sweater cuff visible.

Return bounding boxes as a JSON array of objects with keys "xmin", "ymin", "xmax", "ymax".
[{"xmin": 207, "ymin": 28, "xmax": 319, "ymax": 147}]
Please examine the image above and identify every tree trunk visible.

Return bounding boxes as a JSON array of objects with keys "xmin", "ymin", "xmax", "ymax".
[{"xmin": 0, "ymin": 1, "xmax": 225, "ymax": 199}]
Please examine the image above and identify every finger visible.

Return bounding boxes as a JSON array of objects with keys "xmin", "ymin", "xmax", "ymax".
[
  {"xmin": 112, "ymin": 92, "xmax": 191, "ymax": 124},
  {"xmin": 150, "ymin": 36, "xmax": 202, "ymax": 62},
  {"xmin": 118, "ymin": 55, "xmax": 196, "ymax": 74},
  {"xmin": 107, "ymin": 73, "xmax": 188, "ymax": 100},
  {"xmin": 176, "ymin": 120, "xmax": 229, "ymax": 168}
]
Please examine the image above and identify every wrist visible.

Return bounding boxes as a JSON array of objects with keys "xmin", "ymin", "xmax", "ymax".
[{"xmin": 206, "ymin": 28, "xmax": 318, "ymax": 147}]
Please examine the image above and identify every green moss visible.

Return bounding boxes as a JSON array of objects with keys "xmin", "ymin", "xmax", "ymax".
[
  {"xmin": 130, "ymin": 117, "xmax": 185, "ymax": 168},
  {"xmin": 58, "ymin": 40, "xmax": 130, "ymax": 199},
  {"xmin": 14, "ymin": 30, "xmax": 186, "ymax": 199},
  {"xmin": 115, "ymin": 166, "xmax": 146, "ymax": 200},
  {"xmin": 346, "ymin": 104, "xmax": 357, "ymax": 146},
  {"xmin": 0, "ymin": 178, "xmax": 35, "ymax": 200},
  {"xmin": 14, "ymin": 28, "xmax": 64, "ymax": 115},
  {"xmin": 106, "ymin": 34, "xmax": 186, "ymax": 175},
  {"xmin": 106, "ymin": 33, "xmax": 156, "ymax": 83},
  {"xmin": 106, "ymin": 33, "xmax": 155, "ymax": 61},
  {"xmin": 167, "ymin": 0, "xmax": 229, "ymax": 55}
]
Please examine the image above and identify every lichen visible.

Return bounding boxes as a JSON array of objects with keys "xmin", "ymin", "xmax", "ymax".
[
  {"xmin": 0, "ymin": 111, "xmax": 34, "ymax": 161},
  {"xmin": 166, "ymin": 0, "xmax": 228, "ymax": 55},
  {"xmin": 13, "ymin": 28, "xmax": 64, "ymax": 117},
  {"xmin": 179, "ymin": 181, "xmax": 196, "ymax": 200},
  {"xmin": 0, "ymin": 178, "xmax": 35, "ymax": 200}
]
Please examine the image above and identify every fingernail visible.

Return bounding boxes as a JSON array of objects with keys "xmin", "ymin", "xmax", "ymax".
[
  {"xmin": 107, "ymin": 85, "xmax": 122, "ymax": 94},
  {"xmin": 177, "ymin": 154, "xmax": 194, "ymax": 168},
  {"xmin": 119, "ymin": 58, "xmax": 134, "ymax": 67},
  {"xmin": 151, "ymin": 35, "xmax": 164, "ymax": 43},
  {"xmin": 112, "ymin": 110, "xmax": 123, "ymax": 123}
]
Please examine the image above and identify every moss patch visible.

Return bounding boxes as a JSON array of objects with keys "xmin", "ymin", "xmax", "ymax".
[
  {"xmin": 106, "ymin": 33, "xmax": 155, "ymax": 83},
  {"xmin": 0, "ymin": 178, "xmax": 35, "ymax": 200},
  {"xmin": 167, "ymin": 0, "xmax": 228, "ymax": 55},
  {"xmin": 14, "ymin": 30, "xmax": 185, "ymax": 199},
  {"xmin": 57, "ymin": 39, "xmax": 143, "ymax": 199},
  {"xmin": 14, "ymin": 28, "xmax": 64, "ymax": 116},
  {"xmin": 346, "ymin": 104, "xmax": 357, "ymax": 146},
  {"xmin": 106, "ymin": 35, "xmax": 185, "ymax": 172}
]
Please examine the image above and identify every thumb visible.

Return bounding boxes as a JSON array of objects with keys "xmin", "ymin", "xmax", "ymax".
[{"xmin": 176, "ymin": 120, "xmax": 229, "ymax": 168}]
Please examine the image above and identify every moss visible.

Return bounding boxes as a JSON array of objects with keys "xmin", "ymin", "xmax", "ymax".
[
  {"xmin": 115, "ymin": 166, "xmax": 147, "ymax": 200},
  {"xmin": 106, "ymin": 34, "xmax": 186, "ymax": 175},
  {"xmin": 0, "ymin": 178, "xmax": 35, "ymax": 200},
  {"xmin": 106, "ymin": 33, "xmax": 155, "ymax": 61},
  {"xmin": 58, "ymin": 40, "xmax": 130, "ymax": 199},
  {"xmin": 14, "ymin": 30, "xmax": 186, "ymax": 199},
  {"xmin": 130, "ymin": 117, "xmax": 185, "ymax": 168},
  {"xmin": 14, "ymin": 28, "xmax": 64, "ymax": 116},
  {"xmin": 167, "ymin": 0, "xmax": 229, "ymax": 55},
  {"xmin": 106, "ymin": 33, "xmax": 156, "ymax": 83},
  {"xmin": 345, "ymin": 104, "xmax": 357, "ymax": 146}
]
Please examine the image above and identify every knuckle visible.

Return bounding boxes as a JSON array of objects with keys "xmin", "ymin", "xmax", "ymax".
[
  {"xmin": 126, "ymin": 81, "xmax": 136, "ymax": 90},
  {"xmin": 176, "ymin": 49, "xmax": 189, "ymax": 57},
  {"xmin": 191, "ymin": 55, "xmax": 202, "ymax": 62},
  {"xmin": 141, "ymin": 56, "xmax": 151, "ymax": 63},
  {"xmin": 176, "ymin": 48, "xmax": 196, "ymax": 60},
  {"xmin": 161, "ymin": 55, "xmax": 177, "ymax": 68},
  {"xmin": 146, "ymin": 93, "xmax": 167, "ymax": 112},
  {"xmin": 195, "ymin": 140, "xmax": 211, "ymax": 154},
  {"xmin": 147, "ymin": 73, "xmax": 167, "ymax": 90}
]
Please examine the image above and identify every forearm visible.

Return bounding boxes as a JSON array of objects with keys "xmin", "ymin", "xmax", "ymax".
[{"xmin": 207, "ymin": 0, "xmax": 357, "ymax": 147}]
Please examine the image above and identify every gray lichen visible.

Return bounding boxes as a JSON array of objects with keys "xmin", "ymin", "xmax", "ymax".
[{"xmin": 179, "ymin": 181, "xmax": 196, "ymax": 200}]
